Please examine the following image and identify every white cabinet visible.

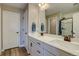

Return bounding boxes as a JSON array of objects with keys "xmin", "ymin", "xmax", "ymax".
[
  {"xmin": 43, "ymin": 42, "xmax": 73, "ymax": 56},
  {"xmin": 29, "ymin": 37, "xmax": 44, "ymax": 56},
  {"xmin": 28, "ymin": 36, "xmax": 73, "ymax": 56},
  {"xmin": 38, "ymin": 9, "xmax": 46, "ymax": 32},
  {"xmin": 28, "ymin": 4, "xmax": 39, "ymax": 33},
  {"xmin": 28, "ymin": 4, "xmax": 46, "ymax": 33},
  {"xmin": 43, "ymin": 43, "xmax": 59, "ymax": 56},
  {"xmin": 29, "ymin": 40, "xmax": 37, "ymax": 56}
]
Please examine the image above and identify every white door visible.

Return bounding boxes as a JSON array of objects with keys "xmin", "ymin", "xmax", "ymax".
[
  {"xmin": 0, "ymin": 8, "xmax": 1, "ymax": 51},
  {"xmin": 73, "ymin": 13, "xmax": 79, "ymax": 38},
  {"xmin": 3, "ymin": 10, "xmax": 20, "ymax": 50},
  {"xmin": 61, "ymin": 19, "xmax": 72, "ymax": 36}
]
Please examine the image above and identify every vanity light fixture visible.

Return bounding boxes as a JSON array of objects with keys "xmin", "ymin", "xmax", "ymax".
[{"xmin": 38, "ymin": 3, "xmax": 49, "ymax": 10}]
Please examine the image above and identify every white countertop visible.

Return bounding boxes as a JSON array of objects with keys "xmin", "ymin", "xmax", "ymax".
[{"xmin": 29, "ymin": 33, "xmax": 79, "ymax": 56}]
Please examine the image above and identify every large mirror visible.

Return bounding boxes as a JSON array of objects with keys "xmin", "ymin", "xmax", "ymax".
[{"xmin": 45, "ymin": 3, "xmax": 79, "ymax": 37}]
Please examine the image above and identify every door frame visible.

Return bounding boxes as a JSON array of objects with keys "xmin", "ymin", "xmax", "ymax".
[{"xmin": 0, "ymin": 5, "xmax": 21, "ymax": 51}]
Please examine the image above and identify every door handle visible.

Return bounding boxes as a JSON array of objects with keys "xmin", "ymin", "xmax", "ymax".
[
  {"xmin": 16, "ymin": 32, "xmax": 19, "ymax": 34},
  {"xmin": 25, "ymin": 32, "xmax": 27, "ymax": 34},
  {"xmin": 37, "ymin": 50, "xmax": 40, "ymax": 54},
  {"xmin": 37, "ymin": 42, "xmax": 40, "ymax": 45}
]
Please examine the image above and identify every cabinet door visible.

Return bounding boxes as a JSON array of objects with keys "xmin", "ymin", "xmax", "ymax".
[
  {"xmin": 44, "ymin": 50, "xmax": 55, "ymax": 56},
  {"xmin": 29, "ymin": 39, "xmax": 36, "ymax": 56},
  {"xmin": 73, "ymin": 13, "xmax": 79, "ymax": 38},
  {"xmin": 28, "ymin": 4, "xmax": 39, "ymax": 33},
  {"xmin": 28, "ymin": 38, "xmax": 34, "ymax": 55},
  {"xmin": 30, "ymin": 42, "xmax": 37, "ymax": 56},
  {"xmin": 30, "ymin": 41, "xmax": 43, "ymax": 56},
  {"xmin": 39, "ymin": 10, "xmax": 46, "ymax": 32},
  {"xmin": 29, "ymin": 38, "xmax": 44, "ymax": 56}
]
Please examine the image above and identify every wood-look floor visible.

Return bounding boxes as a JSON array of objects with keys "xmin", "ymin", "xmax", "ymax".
[{"xmin": 0, "ymin": 47, "xmax": 30, "ymax": 56}]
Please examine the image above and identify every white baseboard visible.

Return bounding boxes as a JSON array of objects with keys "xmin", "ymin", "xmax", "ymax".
[
  {"xmin": 1, "ymin": 49, "xmax": 4, "ymax": 51},
  {"xmin": 19, "ymin": 45, "xmax": 25, "ymax": 47},
  {"xmin": 0, "ymin": 49, "xmax": 5, "ymax": 55},
  {"xmin": 0, "ymin": 51, "xmax": 1, "ymax": 55}
]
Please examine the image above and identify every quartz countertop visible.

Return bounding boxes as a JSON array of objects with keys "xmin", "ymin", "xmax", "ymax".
[{"xmin": 29, "ymin": 33, "xmax": 79, "ymax": 56}]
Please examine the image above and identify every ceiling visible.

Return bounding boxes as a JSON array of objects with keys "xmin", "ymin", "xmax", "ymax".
[
  {"xmin": 2, "ymin": 3, "xmax": 79, "ymax": 16},
  {"xmin": 45, "ymin": 3, "xmax": 79, "ymax": 16},
  {"xmin": 3, "ymin": 3, "xmax": 27, "ymax": 9}
]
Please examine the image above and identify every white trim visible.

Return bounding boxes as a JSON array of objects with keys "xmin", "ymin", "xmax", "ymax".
[
  {"xmin": 47, "ymin": 18, "xmax": 50, "ymax": 34},
  {"xmin": 0, "ymin": 49, "xmax": 4, "ymax": 55},
  {"xmin": 0, "ymin": 51, "xmax": 1, "ymax": 55},
  {"xmin": 56, "ymin": 16, "xmax": 59, "ymax": 35},
  {"xmin": 19, "ymin": 44, "xmax": 25, "ymax": 47},
  {"xmin": 0, "ymin": 7, "xmax": 1, "ymax": 53},
  {"xmin": 1, "ymin": 49, "xmax": 4, "ymax": 51}
]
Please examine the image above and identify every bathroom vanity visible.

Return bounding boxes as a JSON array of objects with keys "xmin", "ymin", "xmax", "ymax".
[{"xmin": 28, "ymin": 33, "xmax": 79, "ymax": 56}]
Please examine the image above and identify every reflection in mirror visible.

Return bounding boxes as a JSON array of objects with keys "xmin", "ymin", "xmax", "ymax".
[
  {"xmin": 45, "ymin": 3, "xmax": 79, "ymax": 37},
  {"xmin": 59, "ymin": 18, "xmax": 73, "ymax": 37}
]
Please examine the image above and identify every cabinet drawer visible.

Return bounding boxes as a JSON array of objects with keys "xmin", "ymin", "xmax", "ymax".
[
  {"xmin": 44, "ymin": 43, "xmax": 59, "ymax": 55},
  {"xmin": 29, "ymin": 38, "xmax": 44, "ymax": 56},
  {"xmin": 35, "ymin": 46, "xmax": 44, "ymax": 56},
  {"xmin": 29, "ymin": 36, "xmax": 43, "ymax": 48},
  {"xmin": 44, "ymin": 50, "xmax": 55, "ymax": 56},
  {"xmin": 35, "ymin": 39, "xmax": 43, "ymax": 48},
  {"xmin": 30, "ymin": 43, "xmax": 44, "ymax": 56},
  {"xmin": 44, "ymin": 43, "xmax": 73, "ymax": 56}
]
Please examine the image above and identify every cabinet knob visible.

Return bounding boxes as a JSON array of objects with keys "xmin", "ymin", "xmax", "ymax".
[
  {"xmin": 37, "ymin": 50, "xmax": 40, "ymax": 54},
  {"xmin": 37, "ymin": 42, "xmax": 40, "ymax": 45},
  {"xmin": 30, "ymin": 43, "xmax": 32, "ymax": 47},
  {"xmin": 25, "ymin": 32, "xmax": 27, "ymax": 34},
  {"xmin": 16, "ymin": 32, "xmax": 19, "ymax": 34}
]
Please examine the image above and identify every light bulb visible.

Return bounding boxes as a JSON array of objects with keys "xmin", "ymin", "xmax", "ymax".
[{"xmin": 38, "ymin": 3, "xmax": 49, "ymax": 10}]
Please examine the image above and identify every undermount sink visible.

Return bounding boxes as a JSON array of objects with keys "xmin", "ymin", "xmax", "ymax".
[{"xmin": 49, "ymin": 40, "xmax": 79, "ymax": 51}]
